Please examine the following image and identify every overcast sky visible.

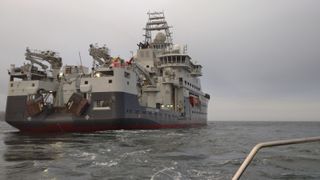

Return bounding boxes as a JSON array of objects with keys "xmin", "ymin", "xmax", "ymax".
[{"xmin": 0, "ymin": 0, "xmax": 319, "ymax": 121}]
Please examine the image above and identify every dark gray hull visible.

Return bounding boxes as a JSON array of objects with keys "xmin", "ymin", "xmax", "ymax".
[{"xmin": 5, "ymin": 92, "xmax": 207, "ymax": 133}]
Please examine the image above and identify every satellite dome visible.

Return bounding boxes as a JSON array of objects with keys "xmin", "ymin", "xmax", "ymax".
[
  {"xmin": 173, "ymin": 44, "xmax": 181, "ymax": 50},
  {"xmin": 154, "ymin": 32, "xmax": 166, "ymax": 43}
]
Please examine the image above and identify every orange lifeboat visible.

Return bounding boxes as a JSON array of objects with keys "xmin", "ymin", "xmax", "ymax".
[{"xmin": 189, "ymin": 96, "xmax": 200, "ymax": 107}]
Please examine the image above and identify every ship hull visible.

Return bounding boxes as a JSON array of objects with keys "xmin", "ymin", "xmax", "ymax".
[
  {"xmin": 6, "ymin": 119, "xmax": 205, "ymax": 133},
  {"xmin": 5, "ymin": 92, "xmax": 208, "ymax": 133}
]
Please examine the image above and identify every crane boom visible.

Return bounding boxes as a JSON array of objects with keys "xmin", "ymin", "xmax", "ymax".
[
  {"xmin": 25, "ymin": 47, "xmax": 62, "ymax": 70},
  {"xmin": 25, "ymin": 56, "xmax": 49, "ymax": 70},
  {"xmin": 132, "ymin": 61, "xmax": 155, "ymax": 85},
  {"xmin": 89, "ymin": 44, "xmax": 111, "ymax": 66}
]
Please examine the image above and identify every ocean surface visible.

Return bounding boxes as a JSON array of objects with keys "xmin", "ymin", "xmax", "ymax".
[{"xmin": 0, "ymin": 120, "xmax": 320, "ymax": 180}]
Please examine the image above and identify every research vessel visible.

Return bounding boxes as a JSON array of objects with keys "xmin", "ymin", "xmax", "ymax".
[{"xmin": 5, "ymin": 12, "xmax": 210, "ymax": 132}]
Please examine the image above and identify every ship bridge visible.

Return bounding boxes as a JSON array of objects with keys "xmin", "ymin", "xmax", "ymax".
[{"xmin": 158, "ymin": 54, "xmax": 202, "ymax": 77}]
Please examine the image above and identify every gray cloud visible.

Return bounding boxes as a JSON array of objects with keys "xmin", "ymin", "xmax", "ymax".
[{"xmin": 0, "ymin": 0, "xmax": 319, "ymax": 120}]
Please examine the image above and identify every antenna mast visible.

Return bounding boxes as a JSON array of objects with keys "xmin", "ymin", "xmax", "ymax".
[
  {"xmin": 144, "ymin": 11, "xmax": 173, "ymax": 45},
  {"xmin": 78, "ymin": 51, "xmax": 85, "ymax": 74}
]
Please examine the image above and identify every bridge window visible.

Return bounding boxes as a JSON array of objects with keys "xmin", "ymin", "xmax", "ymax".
[
  {"xmin": 182, "ymin": 56, "xmax": 186, "ymax": 63},
  {"xmin": 172, "ymin": 56, "xmax": 176, "ymax": 63}
]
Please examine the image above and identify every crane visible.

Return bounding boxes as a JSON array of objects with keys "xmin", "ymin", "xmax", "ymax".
[
  {"xmin": 132, "ymin": 60, "xmax": 155, "ymax": 86},
  {"xmin": 25, "ymin": 47, "xmax": 62, "ymax": 69},
  {"xmin": 25, "ymin": 47, "xmax": 63, "ymax": 79},
  {"xmin": 89, "ymin": 44, "xmax": 111, "ymax": 67}
]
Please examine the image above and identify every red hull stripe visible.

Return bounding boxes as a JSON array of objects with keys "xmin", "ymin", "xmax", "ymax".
[{"xmin": 18, "ymin": 123, "xmax": 206, "ymax": 133}]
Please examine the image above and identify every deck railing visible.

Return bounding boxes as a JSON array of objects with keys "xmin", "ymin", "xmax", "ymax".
[{"xmin": 232, "ymin": 136, "xmax": 320, "ymax": 180}]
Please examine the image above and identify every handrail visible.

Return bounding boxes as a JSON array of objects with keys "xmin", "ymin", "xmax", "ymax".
[{"xmin": 232, "ymin": 136, "xmax": 320, "ymax": 180}]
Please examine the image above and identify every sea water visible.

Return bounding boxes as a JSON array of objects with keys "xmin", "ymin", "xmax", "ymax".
[{"xmin": 1, "ymin": 120, "xmax": 320, "ymax": 180}]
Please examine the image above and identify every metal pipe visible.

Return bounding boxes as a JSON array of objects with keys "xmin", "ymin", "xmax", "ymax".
[{"xmin": 232, "ymin": 136, "xmax": 320, "ymax": 180}]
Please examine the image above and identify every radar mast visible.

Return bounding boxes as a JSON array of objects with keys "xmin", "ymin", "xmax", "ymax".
[{"xmin": 143, "ymin": 11, "xmax": 173, "ymax": 49}]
